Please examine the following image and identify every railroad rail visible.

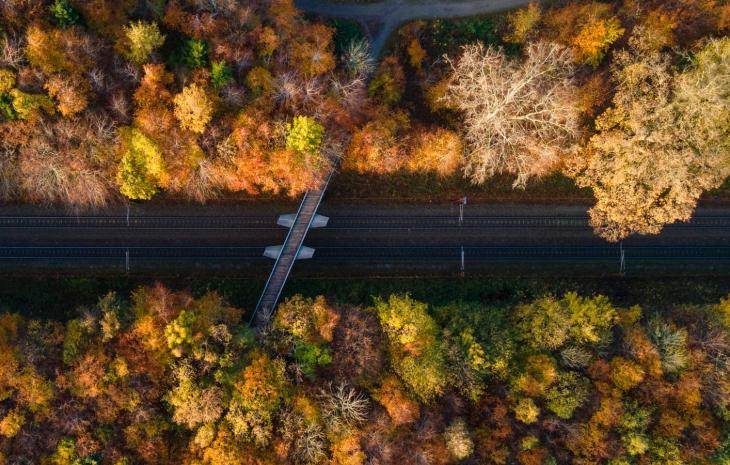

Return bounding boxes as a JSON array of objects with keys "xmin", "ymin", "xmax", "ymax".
[
  {"xmin": 2, "ymin": 215, "xmax": 730, "ymax": 229},
  {"xmin": 1, "ymin": 245, "xmax": 730, "ymax": 261}
]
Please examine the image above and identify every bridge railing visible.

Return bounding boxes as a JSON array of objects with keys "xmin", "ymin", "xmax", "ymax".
[
  {"xmin": 249, "ymin": 170, "xmax": 334, "ymax": 326},
  {"xmin": 250, "ymin": 190, "xmax": 310, "ymax": 325}
]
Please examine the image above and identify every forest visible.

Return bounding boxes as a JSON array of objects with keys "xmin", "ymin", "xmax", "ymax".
[
  {"xmin": 0, "ymin": 284, "xmax": 729, "ymax": 464},
  {"xmin": 0, "ymin": 0, "xmax": 729, "ymax": 240}
]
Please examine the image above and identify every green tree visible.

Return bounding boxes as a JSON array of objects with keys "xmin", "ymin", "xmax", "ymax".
[
  {"xmin": 286, "ymin": 116, "xmax": 324, "ymax": 156},
  {"xmin": 293, "ymin": 342, "xmax": 331, "ymax": 378},
  {"xmin": 211, "ymin": 60, "xmax": 233, "ymax": 89},
  {"xmin": 164, "ymin": 310, "xmax": 196, "ymax": 357},
  {"xmin": 120, "ymin": 21, "xmax": 165, "ymax": 65},
  {"xmin": 0, "ymin": 93, "xmax": 15, "ymax": 120},
  {"xmin": 544, "ymin": 371, "xmax": 589, "ymax": 419},
  {"xmin": 376, "ymin": 294, "xmax": 448, "ymax": 402},
  {"xmin": 435, "ymin": 302, "xmax": 515, "ymax": 399},
  {"xmin": 177, "ymin": 39, "xmax": 208, "ymax": 68},
  {"xmin": 9, "ymin": 89, "xmax": 55, "ymax": 120},
  {"xmin": 49, "ymin": 0, "xmax": 83, "ymax": 28},
  {"xmin": 116, "ymin": 128, "xmax": 165, "ymax": 200},
  {"xmin": 514, "ymin": 293, "xmax": 616, "ymax": 350}
]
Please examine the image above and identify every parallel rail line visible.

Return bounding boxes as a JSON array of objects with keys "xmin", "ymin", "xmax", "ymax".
[
  {"xmin": 0, "ymin": 246, "xmax": 729, "ymax": 261},
  {"xmin": 2, "ymin": 215, "xmax": 730, "ymax": 229}
]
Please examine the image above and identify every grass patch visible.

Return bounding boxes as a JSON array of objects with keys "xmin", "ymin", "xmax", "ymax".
[
  {"xmin": 4, "ymin": 275, "xmax": 728, "ymax": 321},
  {"xmin": 328, "ymin": 170, "xmax": 593, "ymax": 202},
  {"xmin": 283, "ymin": 275, "xmax": 730, "ymax": 310}
]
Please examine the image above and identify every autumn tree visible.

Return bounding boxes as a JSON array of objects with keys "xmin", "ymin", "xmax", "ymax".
[
  {"xmin": 173, "ymin": 83, "xmax": 214, "ymax": 134},
  {"xmin": 372, "ymin": 376, "xmax": 420, "ymax": 425},
  {"xmin": 44, "ymin": 75, "xmax": 91, "ymax": 117},
  {"xmin": 505, "ymin": 2, "xmax": 542, "ymax": 44},
  {"xmin": 116, "ymin": 127, "xmax": 166, "ymax": 200},
  {"xmin": 375, "ymin": 294, "xmax": 448, "ymax": 402},
  {"xmin": 286, "ymin": 116, "xmax": 325, "ymax": 156},
  {"xmin": 514, "ymin": 292, "xmax": 616, "ymax": 351},
  {"xmin": 447, "ymin": 41, "xmax": 581, "ymax": 188},
  {"xmin": 406, "ymin": 128, "xmax": 462, "ymax": 176},
  {"xmin": 119, "ymin": 21, "xmax": 165, "ymax": 65},
  {"xmin": 571, "ymin": 17, "xmax": 624, "ymax": 66},
  {"xmin": 572, "ymin": 36, "xmax": 730, "ymax": 241}
]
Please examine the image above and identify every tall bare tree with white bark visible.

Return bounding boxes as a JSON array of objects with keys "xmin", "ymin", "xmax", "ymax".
[{"xmin": 446, "ymin": 41, "xmax": 581, "ymax": 188}]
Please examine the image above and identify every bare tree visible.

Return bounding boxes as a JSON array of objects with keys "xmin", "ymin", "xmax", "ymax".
[
  {"xmin": 446, "ymin": 41, "xmax": 580, "ymax": 188},
  {"xmin": 320, "ymin": 383, "xmax": 369, "ymax": 429},
  {"xmin": 0, "ymin": 33, "xmax": 24, "ymax": 68}
]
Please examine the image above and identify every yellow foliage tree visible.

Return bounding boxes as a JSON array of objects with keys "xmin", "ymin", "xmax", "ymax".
[
  {"xmin": 173, "ymin": 83, "xmax": 214, "ymax": 134},
  {"xmin": 572, "ymin": 17, "xmax": 625, "ymax": 67}
]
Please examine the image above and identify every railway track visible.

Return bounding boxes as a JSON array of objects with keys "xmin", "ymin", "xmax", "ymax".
[
  {"xmin": 2, "ymin": 215, "xmax": 730, "ymax": 229},
  {"xmin": 0, "ymin": 245, "xmax": 729, "ymax": 261}
]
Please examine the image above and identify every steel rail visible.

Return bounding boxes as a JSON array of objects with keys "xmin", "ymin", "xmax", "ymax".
[
  {"xmin": 2, "ymin": 215, "xmax": 730, "ymax": 229},
  {"xmin": 0, "ymin": 245, "xmax": 729, "ymax": 261}
]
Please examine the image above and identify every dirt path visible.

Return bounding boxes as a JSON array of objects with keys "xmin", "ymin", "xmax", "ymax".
[{"xmin": 295, "ymin": 0, "xmax": 535, "ymax": 57}]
